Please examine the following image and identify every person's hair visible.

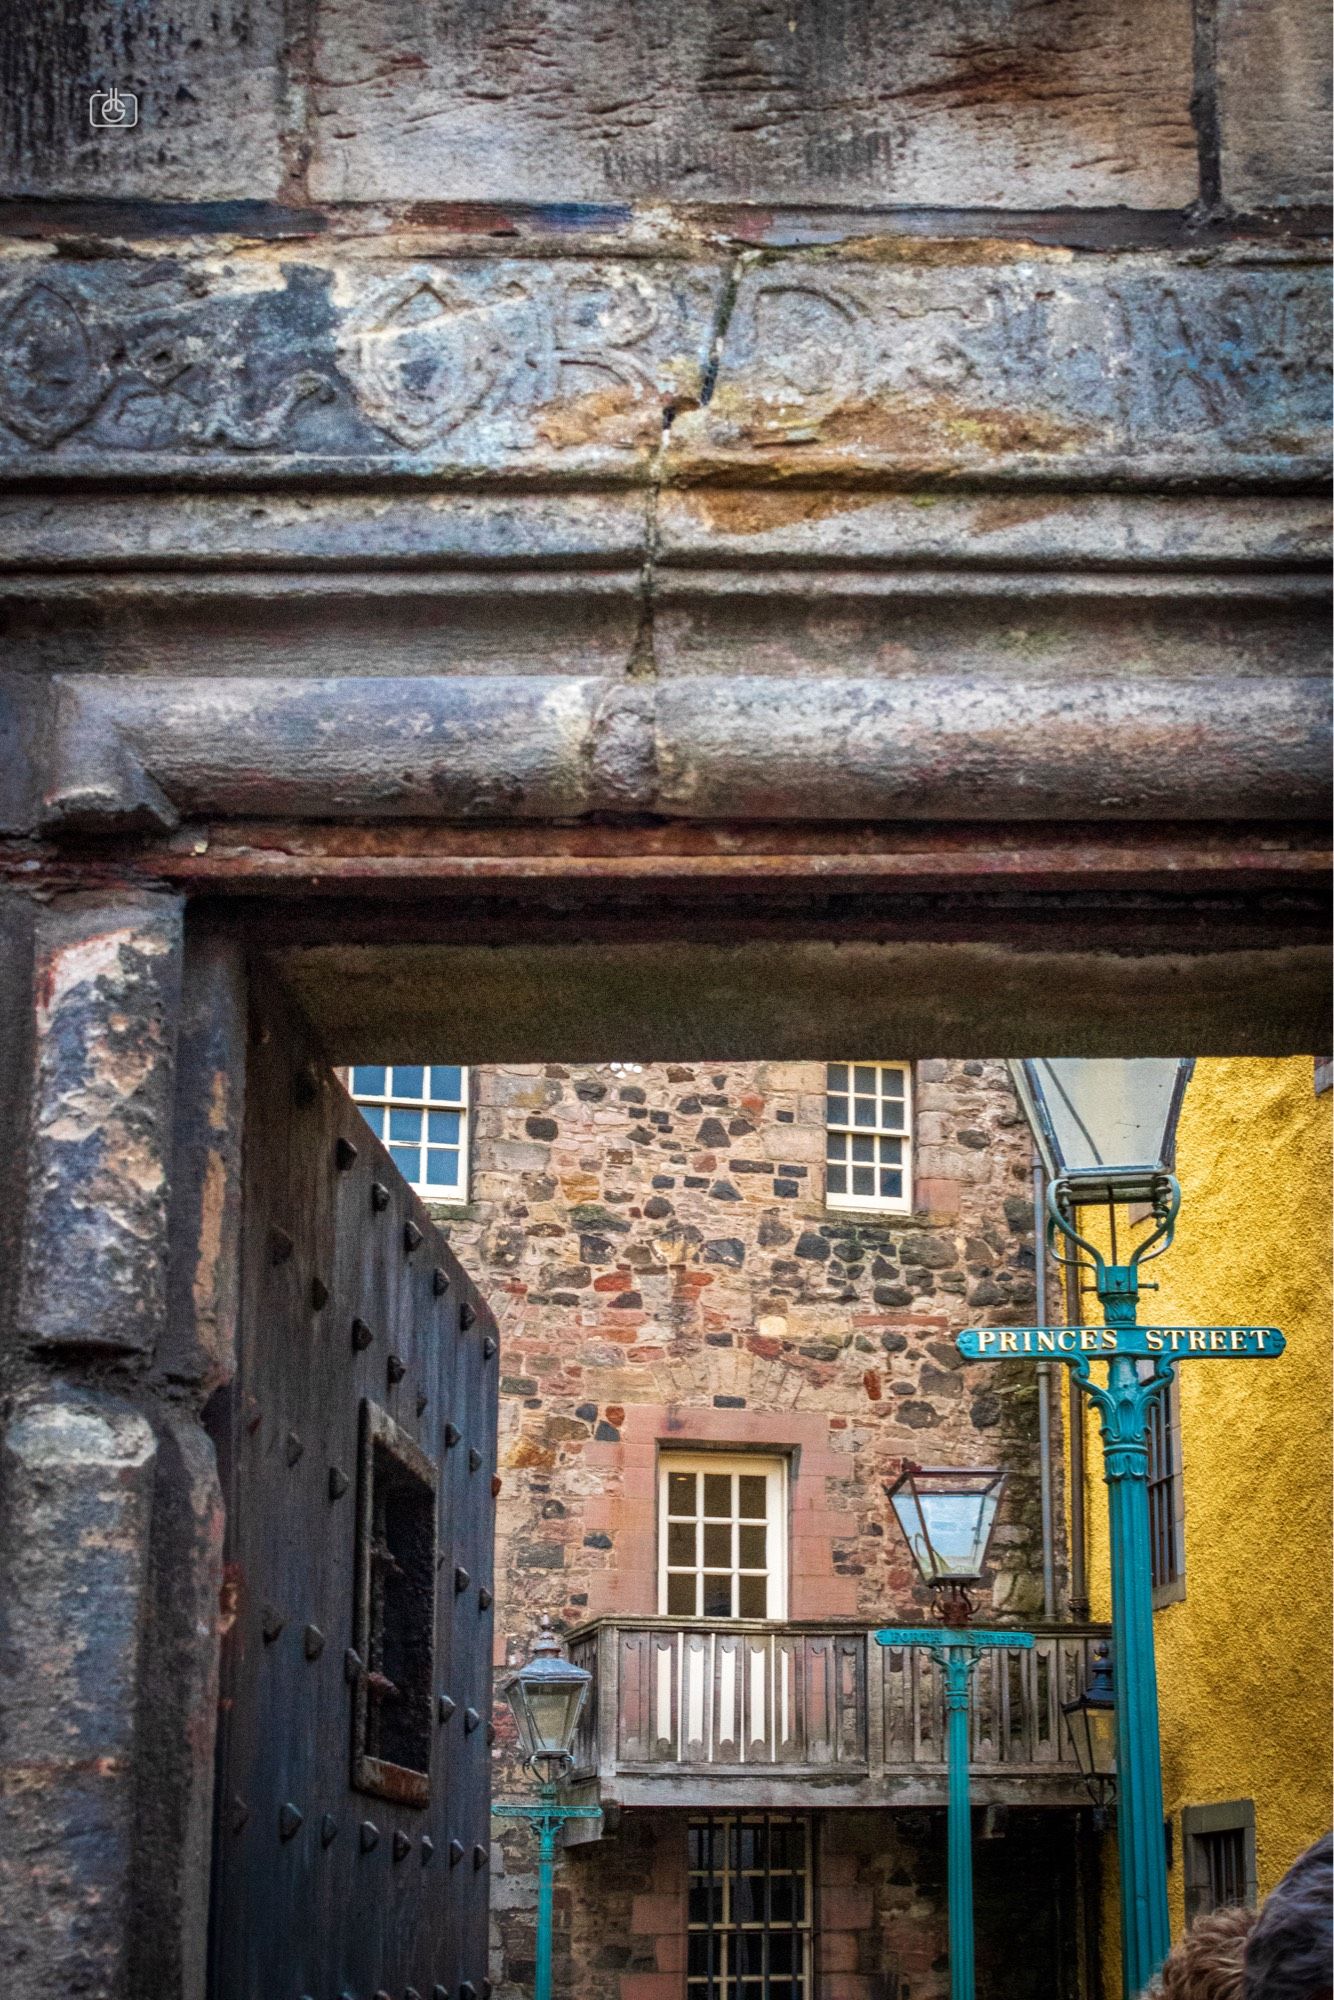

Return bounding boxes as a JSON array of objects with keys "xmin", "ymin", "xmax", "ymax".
[
  {"xmin": 1243, "ymin": 1832, "xmax": 1333, "ymax": 2000},
  {"xmin": 1151, "ymin": 1903, "xmax": 1255, "ymax": 2000}
]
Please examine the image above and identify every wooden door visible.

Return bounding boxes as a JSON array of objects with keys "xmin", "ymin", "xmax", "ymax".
[{"xmin": 208, "ymin": 983, "xmax": 498, "ymax": 2000}]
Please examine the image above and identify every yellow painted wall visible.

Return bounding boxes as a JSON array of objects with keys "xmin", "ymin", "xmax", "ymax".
[{"xmin": 1074, "ymin": 1057, "xmax": 1332, "ymax": 1992}]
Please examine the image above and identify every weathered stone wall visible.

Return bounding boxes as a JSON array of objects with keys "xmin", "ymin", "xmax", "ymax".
[
  {"xmin": 430, "ymin": 1056, "xmax": 1060, "ymax": 1997},
  {"xmin": 0, "ymin": 892, "xmax": 233, "ymax": 2000},
  {"xmin": 491, "ymin": 1804, "xmax": 1084, "ymax": 2000},
  {"xmin": 443, "ymin": 1058, "xmax": 1053, "ymax": 1648},
  {"xmin": 4, "ymin": 0, "xmax": 1329, "ymax": 213}
]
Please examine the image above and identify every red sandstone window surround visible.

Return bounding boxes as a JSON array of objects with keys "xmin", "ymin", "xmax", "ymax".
[{"xmin": 659, "ymin": 1453, "xmax": 789, "ymax": 1621}]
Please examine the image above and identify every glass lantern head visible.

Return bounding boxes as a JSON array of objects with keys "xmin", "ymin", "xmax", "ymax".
[
  {"xmin": 888, "ymin": 1463, "xmax": 1006, "ymax": 1596},
  {"xmin": 502, "ymin": 1617, "xmax": 591, "ymax": 1777},
  {"xmin": 1062, "ymin": 1640, "xmax": 1118, "ymax": 1811},
  {"xmin": 1009, "ymin": 1059, "xmax": 1194, "ymax": 1208}
]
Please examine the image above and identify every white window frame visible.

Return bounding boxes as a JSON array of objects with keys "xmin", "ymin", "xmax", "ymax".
[
  {"xmin": 345, "ymin": 1064, "xmax": 471, "ymax": 1201},
  {"xmin": 824, "ymin": 1060, "xmax": 913, "ymax": 1215},
  {"xmin": 657, "ymin": 1453, "xmax": 788, "ymax": 1622}
]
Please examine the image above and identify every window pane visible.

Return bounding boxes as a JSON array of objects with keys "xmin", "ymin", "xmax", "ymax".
[
  {"xmin": 667, "ymin": 1571, "xmax": 696, "ymax": 1616},
  {"xmin": 826, "ymin": 1094, "xmax": 848, "ymax": 1125},
  {"xmin": 739, "ymin": 1524, "xmax": 767, "ymax": 1569},
  {"xmin": 769, "ymin": 1876, "xmax": 798, "ymax": 1923},
  {"xmin": 826, "ymin": 1165, "xmax": 846, "ymax": 1194},
  {"xmin": 737, "ymin": 1475, "xmax": 767, "ymax": 1520},
  {"xmin": 826, "ymin": 1063, "xmax": 848, "ymax": 1091},
  {"xmin": 687, "ymin": 1923, "xmax": 714, "ymax": 1966},
  {"xmin": 430, "ymin": 1064, "xmax": 463, "ymax": 1101},
  {"xmin": 702, "ymin": 1522, "xmax": 730, "ymax": 1567},
  {"xmin": 389, "ymin": 1107, "xmax": 422, "ymax": 1142},
  {"xmin": 668, "ymin": 1472, "xmax": 696, "ymax": 1516},
  {"xmin": 703, "ymin": 1573, "xmax": 732, "ymax": 1618},
  {"xmin": 703, "ymin": 1474, "xmax": 731, "ymax": 1519},
  {"xmin": 427, "ymin": 1108, "xmax": 461, "ymax": 1143},
  {"xmin": 737, "ymin": 1927, "xmax": 765, "ymax": 1969},
  {"xmin": 738, "ymin": 1574, "xmax": 767, "ymax": 1618},
  {"xmin": 426, "ymin": 1149, "xmax": 459, "ymax": 1187},
  {"xmin": 389, "ymin": 1145, "xmax": 419, "ymax": 1179},
  {"xmin": 392, "ymin": 1065, "xmax": 425, "ymax": 1098},
  {"xmin": 853, "ymin": 1096, "xmax": 876, "ymax": 1126},
  {"xmin": 854, "ymin": 1065, "xmax": 877, "ymax": 1093},
  {"xmin": 668, "ymin": 1521, "xmax": 696, "ymax": 1565}
]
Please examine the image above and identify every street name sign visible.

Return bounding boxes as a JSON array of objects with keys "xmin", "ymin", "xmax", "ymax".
[
  {"xmin": 957, "ymin": 1324, "xmax": 1285, "ymax": 1361},
  {"xmin": 875, "ymin": 1628, "xmax": 1034, "ymax": 1651}
]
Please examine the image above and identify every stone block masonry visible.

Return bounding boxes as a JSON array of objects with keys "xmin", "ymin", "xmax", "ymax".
[
  {"xmin": 430, "ymin": 1057, "xmax": 1063, "ymax": 1998},
  {"xmin": 492, "ymin": 1804, "xmax": 1081, "ymax": 2000},
  {"xmin": 441, "ymin": 1058, "xmax": 1055, "ymax": 1655}
]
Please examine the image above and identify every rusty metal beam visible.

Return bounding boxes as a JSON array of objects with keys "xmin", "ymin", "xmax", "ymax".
[{"xmin": 5, "ymin": 819, "xmax": 1326, "ymax": 899}]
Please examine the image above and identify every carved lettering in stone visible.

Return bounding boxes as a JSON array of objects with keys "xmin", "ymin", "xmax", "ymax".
[
  {"xmin": 708, "ymin": 279, "xmax": 867, "ymax": 441},
  {"xmin": 337, "ymin": 266, "xmax": 665, "ymax": 449},
  {"xmin": 0, "ymin": 254, "xmax": 1323, "ymax": 470},
  {"xmin": 336, "ymin": 270, "xmax": 530, "ymax": 449},
  {"xmin": 545, "ymin": 270, "xmax": 660, "ymax": 403},
  {"xmin": 0, "ymin": 284, "xmax": 111, "ymax": 446},
  {"xmin": 183, "ymin": 373, "xmax": 338, "ymax": 451},
  {"xmin": 1101, "ymin": 274, "xmax": 1333, "ymax": 442}
]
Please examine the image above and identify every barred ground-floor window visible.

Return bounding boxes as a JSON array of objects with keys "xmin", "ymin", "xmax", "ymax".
[
  {"xmin": 687, "ymin": 1813, "xmax": 813, "ymax": 2000},
  {"xmin": 1183, "ymin": 1800, "xmax": 1257, "ymax": 1921}
]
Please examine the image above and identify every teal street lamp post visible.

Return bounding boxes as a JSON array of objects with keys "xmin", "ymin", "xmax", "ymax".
[
  {"xmin": 877, "ymin": 1464, "xmax": 1035, "ymax": 2000},
  {"xmin": 958, "ymin": 1058, "xmax": 1286, "ymax": 1999},
  {"xmin": 495, "ymin": 1618, "xmax": 601, "ymax": 2000}
]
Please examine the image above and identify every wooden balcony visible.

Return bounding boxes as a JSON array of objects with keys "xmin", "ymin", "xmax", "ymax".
[{"xmin": 566, "ymin": 1619, "xmax": 1111, "ymax": 1812}]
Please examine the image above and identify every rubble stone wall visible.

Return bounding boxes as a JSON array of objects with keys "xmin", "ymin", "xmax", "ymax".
[
  {"xmin": 428, "ymin": 1056, "xmax": 1062, "ymax": 1998},
  {"xmin": 491, "ymin": 1803, "xmax": 1083, "ymax": 2000}
]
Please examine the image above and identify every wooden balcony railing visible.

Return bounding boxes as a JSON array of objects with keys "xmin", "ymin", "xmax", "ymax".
[{"xmin": 566, "ymin": 1619, "xmax": 1111, "ymax": 1812}]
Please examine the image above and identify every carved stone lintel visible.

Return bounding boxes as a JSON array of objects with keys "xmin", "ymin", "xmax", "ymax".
[
  {"xmin": 25, "ymin": 671, "xmax": 1331, "ymax": 836},
  {"xmin": 0, "ymin": 252, "xmax": 1324, "ymax": 482}
]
